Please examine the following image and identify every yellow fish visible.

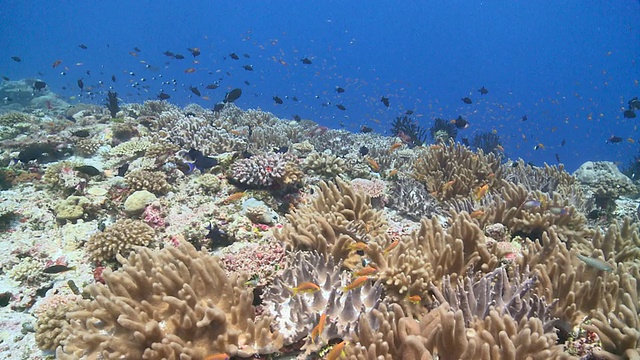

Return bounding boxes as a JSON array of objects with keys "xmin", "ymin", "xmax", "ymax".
[
  {"xmin": 326, "ymin": 341, "xmax": 347, "ymax": 360},
  {"xmin": 289, "ymin": 281, "xmax": 321, "ymax": 296},
  {"xmin": 343, "ymin": 276, "xmax": 370, "ymax": 292},
  {"xmin": 474, "ymin": 184, "xmax": 489, "ymax": 201},
  {"xmin": 310, "ymin": 312, "xmax": 327, "ymax": 344}
]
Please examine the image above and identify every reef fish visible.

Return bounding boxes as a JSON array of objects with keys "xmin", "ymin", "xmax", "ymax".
[
  {"xmin": 187, "ymin": 47, "xmax": 200, "ymax": 57},
  {"xmin": 43, "ymin": 264, "xmax": 76, "ymax": 274},
  {"xmin": 289, "ymin": 282, "xmax": 321, "ymax": 296},
  {"xmin": 462, "ymin": 97, "xmax": 473, "ymax": 104},
  {"xmin": 186, "ymin": 148, "xmax": 218, "ymax": 171},
  {"xmin": 273, "ymin": 96, "xmax": 283, "ymax": 104},
  {"xmin": 310, "ymin": 312, "xmax": 327, "ymax": 343},
  {"xmin": 189, "ymin": 86, "xmax": 201, "ymax": 96},
  {"xmin": 380, "ymin": 96, "xmax": 390, "ymax": 107},
  {"xmin": 301, "ymin": 57, "xmax": 312, "ymax": 64},
  {"xmin": 229, "ymin": 53, "xmax": 240, "ymax": 60},
  {"xmin": 74, "ymin": 165, "xmax": 102, "ymax": 176},
  {"xmin": 343, "ymin": 276, "xmax": 370, "ymax": 291},
  {"xmin": 607, "ymin": 135, "xmax": 623, "ymax": 144},
  {"xmin": 224, "ymin": 88, "xmax": 242, "ymax": 103},
  {"xmin": 478, "ymin": 86, "xmax": 488, "ymax": 95},
  {"xmin": 576, "ymin": 254, "xmax": 613, "ymax": 272}
]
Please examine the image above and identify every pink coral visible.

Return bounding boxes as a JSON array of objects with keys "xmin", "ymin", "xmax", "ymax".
[
  {"xmin": 220, "ymin": 241, "xmax": 286, "ymax": 285},
  {"xmin": 142, "ymin": 202, "xmax": 166, "ymax": 228}
]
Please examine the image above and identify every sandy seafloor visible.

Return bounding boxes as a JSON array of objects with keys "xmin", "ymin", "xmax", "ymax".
[{"xmin": 1, "ymin": 80, "xmax": 640, "ymax": 360}]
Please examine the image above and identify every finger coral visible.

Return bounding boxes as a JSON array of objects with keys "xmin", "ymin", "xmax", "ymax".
[
  {"xmin": 57, "ymin": 242, "xmax": 283, "ymax": 359},
  {"xmin": 85, "ymin": 219, "xmax": 155, "ymax": 263}
]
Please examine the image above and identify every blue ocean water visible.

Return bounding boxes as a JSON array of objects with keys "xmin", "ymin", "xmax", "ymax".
[{"xmin": 1, "ymin": 1, "xmax": 638, "ymax": 172}]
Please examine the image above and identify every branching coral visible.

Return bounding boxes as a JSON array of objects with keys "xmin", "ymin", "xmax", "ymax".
[
  {"xmin": 125, "ymin": 169, "xmax": 171, "ymax": 195},
  {"xmin": 57, "ymin": 242, "xmax": 283, "ymax": 359},
  {"xmin": 303, "ymin": 151, "xmax": 347, "ymax": 179},
  {"xmin": 413, "ymin": 141, "xmax": 502, "ymax": 202},
  {"xmin": 85, "ymin": 219, "xmax": 155, "ymax": 263},
  {"xmin": 229, "ymin": 152, "xmax": 303, "ymax": 188}
]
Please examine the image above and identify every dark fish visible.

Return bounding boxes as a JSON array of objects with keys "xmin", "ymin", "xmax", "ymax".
[
  {"xmin": 405, "ymin": 110, "xmax": 414, "ymax": 115},
  {"xmin": 241, "ymin": 150, "xmax": 253, "ymax": 158},
  {"xmin": 213, "ymin": 102, "xmax": 225, "ymax": 112},
  {"xmin": 163, "ymin": 51, "xmax": 175, "ymax": 57},
  {"xmin": 74, "ymin": 165, "xmax": 102, "ymax": 176},
  {"xmin": 561, "ymin": 139, "xmax": 566, "ymax": 146},
  {"xmin": 174, "ymin": 54, "xmax": 185, "ymax": 59},
  {"xmin": 205, "ymin": 223, "xmax": 232, "ymax": 248},
  {"xmin": 189, "ymin": 86, "xmax": 201, "ymax": 96},
  {"xmin": 478, "ymin": 86, "xmax": 488, "ymax": 95},
  {"xmin": 229, "ymin": 53, "xmax": 240, "ymax": 60},
  {"xmin": 187, "ymin": 148, "xmax": 218, "ymax": 171},
  {"xmin": 242, "ymin": 64, "xmax": 253, "ymax": 71},
  {"xmin": 244, "ymin": 80, "xmax": 250, "ymax": 85},
  {"xmin": 117, "ymin": 163, "xmax": 129, "ymax": 177},
  {"xmin": 72, "ymin": 129, "xmax": 90, "ymax": 137},
  {"xmin": 624, "ymin": 109, "xmax": 636, "ymax": 119},
  {"xmin": 11, "ymin": 56, "xmax": 21, "ymax": 62},
  {"xmin": 79, "ymin": 44, "xmax": 88, "ymax": 49},
  {"xmin": 293, "ymin": 114, "xmax": 301, "ymax": 121},
  {"xmin": 274, "ymin": 146, "xmax": 288, "ymax": 153},
  {"xmin": 206, "ymin": 83, "xmax": 219, "ymax": 89},
  {"xmin": 77, "ymin": 79, "xmax": 84, "ymax": 91},
  {"xmin": 157, "ymin": 91, "xmax": 171, "ymax": 100},
  {"xmin": 43, "ymin": 264, "xmax": 76, "ymax": 274},
  {"xmin": 359, "ymin": 146, "xmax": 369, "ymax": 156},
  {"xmin": 555, "ymin": 153, "xmax": 561, "ymax": 163},
  {"xmin": 607, "ymin": 135, "xmax": 623, "ymax": 143},
  {"xmin": 461, "ymin": 137, "xmax": 470, "ymax": 146},
  {"xmin": 301, "ymin": 58, "xmax": 312, "ymax": 64},
  {"xmin": 224, "ymin": 88, "xmax": 242, "ymax": 103},
  {"xmin": 134, "ymin": 47, "xmax": 141, "ymax": 52},
  {"xmin": 2, "ymin": 76, "xmax": 9, "ymax": 81},
  {"xmin": 381, "ymin": 96, "xmax": 390, "ymax": 107},
  {"xmin": 521, "ymin": 115, "xmax": 528, "ymax": 121},
  {"xmin": 452, "ymin": 116, "xmax": 469, "ymax": 129},
  {"xmin": 33, "ymin": 80, "xmax": 47, "ymax": 91},
  {"xmin": 336, "ymin": 104, "xmax": 347, "ymax": 110},
  {"xmin": 187, "ymin": 47, "xmax": 200, "ymax": 57},
  {"xmin": 462, "ymin": 97, "xmax": 472, "ymax": 104},
  {"xmin": 273, "ymin": 96, "xmax": 283, "ymax": 104},
  {"xmin": 360, "ymin": 125, "xmax": 373, "ymax": 133},
  {"xmin": 335, "ymin": 87, "xmax": 345, "ymax": 93},
  {"xmin": 243, "ymin": 53, "xmax": 250, "ymax": 58},
  {"xmin": 629, "ymin": 97, "xmax": 640, "ymax": 110},
  {"xmin": 111, "ymin": 75, "xmax": 116, "ymax": 82}
]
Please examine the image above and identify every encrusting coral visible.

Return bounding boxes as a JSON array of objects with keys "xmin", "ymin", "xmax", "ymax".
[
  {"xmin": 57, "ymin": 242, "xmax": 283, "ymax": 359},
  {"xmin": 85, "ymin": 219, "xmax": 155, "ymax": 263}
]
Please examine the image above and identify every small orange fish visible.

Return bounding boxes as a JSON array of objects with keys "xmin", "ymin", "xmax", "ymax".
[
  {"xmin": 442, "ymin": 179, "xmax": 456, "ymax": 192},
  {"xmin": 470, "ymin": 209, "xmax": 485, "ymax": 218},
  {"xmin": 128, "ymin": 51, "xmax": 138, "ymax": 57},
  {"xmin": 388, "ymin": 143, "xmax": 403, "ymax": 153},
  {"xmin": 354, "ymin": 265, "xmax": 378, "ymax": 277},
  {"xmin": 310, "ymin": 312, "xmax": 327, "ymax": 343},
  {"xmin": 383, "ymin": 239, "xmax": 399, "ymax": 255},
  {"xmin": 407, "ymin": 295, "xmax": 421, "ymax": 304},
  {"xmin": 348, "ymin": 242, "xmax": 368, "ymax": 252},
  {"xmin": 343, "ymin": 276, "xmax": 369, "ymax": 292},
  {"xmin": 289, "ymin": 281, "xmax": 321, "ymax": 296},
  {"xmin": 223, "ymin": 191, "xmax": 245, "ymax": 204},
  {"xmin": 366, "ymin": 157, "xmax": 380, "ymax": 172},
  {"xmin": 326, "ymin": 341, "xmax": 347, "ymax": 360},
  {"xmin": 388, "ymin": 169, "xmax": 398, "ymax": 178},
  {"xmin": 430, "ymin": 144, "xmax": 442, "ymax": 150},
  {"xmin": 184, "ymin": 67, "xmax": 196, "ymax": 73},
  {"xmin": 474, "ymin": 184, "xmax": 489, "ymax": 201},
  {"xmin": 627, "ymin": 138, "xmax": 635, "ymax": 144},
  {"xmin": 52, "ymin": 59, "xmax": 62, "ymax": 68},
  {"xmin": 496, "ymin": 144, "xmax": 504, "ymax": 152},
  {"xmin": 204, "ymin": 354, "xmax": 229, "ymax": 360}
]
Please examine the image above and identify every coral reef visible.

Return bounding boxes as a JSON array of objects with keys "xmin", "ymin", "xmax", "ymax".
[
  {"xmin": 390, "ymin": 115, "xmax": 428, "ymax": 147},
  {"xmin": 125, "ymin": 169, "xmax": 171, "ymax": 195},
  {"xmin": 85, "ymin": 219, "xmax": 155, "ymax": 263},
  {"xmin": 57, "ymin": 242, "xmax": 283, "ymax": 359},
  {"xmin": 429, "ymin": 117, "xmax": 457, "ymax": 143},
  {"xmin": 230, "ymin": 152, "xmax": 303, "ymax": 188}
]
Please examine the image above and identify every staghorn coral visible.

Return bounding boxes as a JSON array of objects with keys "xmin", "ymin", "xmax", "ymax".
[
  {"xmin": 276, "ymin": 177, "xmax": 388, "ymax": 267},
  {"xmin": 85, "ymin": 219, "xmax": 155, "ymax": 263},
  {"xmin": 57, "ymin": 242, "xmax": 283, "ymax": 359},
  {"xmin": 125, "ymin": 169, "xmax": 171, "ymax": 195},
  {"xmin": 229, "ymin": 152, "xmax": 302, "ymax": 188},
  {"xmin": 413, "ymin": 140, "xmax": 502, "ymax": 202}
]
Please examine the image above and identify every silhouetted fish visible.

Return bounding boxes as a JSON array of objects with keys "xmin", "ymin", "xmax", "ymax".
[
  {"xmin": 78, "ymin": 44, "xmax": 88, "ymax": 49},
  {"xmin": 11, "ymin": 56, "xmax": 21, "ymax": 62},
  {"xmin": 74, "ymin": 165, "xmax": 101, "ymax": 176},
  {"xmin": 157, "ymin": 91, "xmax": 171, "ymax": 100},
  {"xmin": 336, "ymin": 104, "xmax": 346, "ymax": 110},
  {"xmin": 405, "ymin": 110, "xmax": 414, "ymax": 115},
  {"xmin": 360, "ymin": 125, "xmax": 373, "ymax": 133},
  {"xmin": 163, "ymin": 51, "xmax": 175, "ymax": 57},
  {"xmin": 381, "ymin": 96, "xmax": 390, "ymax": 107},
  {"xmin": 77, "ymin": 79, "xmax": 84, "ymax": 91},
  {"xmin": 33, "ymin": 80, "xmax": 47, "ymax": 91},
  {"xmin": 452, "ymin": 116, "xmax": 469, "ymax": 129},
  {"xmin": 359, "ymin": 146, "xmax": 369, "ymax": 156},
  {"xmin": 229, "ymin": 53, "xmax": 240, "ymax": 60},
  {"xmin": 206, "ymin": 83, "xmax": 219, "ymax": 89},
  {"xmin": 273, "ymin": 96, "xmax": 283, "ymax": 104},
  {"xmin": 242, "ymin": 64, "xmax": 253, "ymax": 71},
  {"xmin": 521, "ymin": 115, "xmax": 528, "ymax": 121},
  {"xmin": 624, "ymin": 109, "xmax": 636, "ymax": 119},
  {"xmin": 336, "ymin": 87, "xmax": 345, "ymax": 93},
  {"xmin": 174, "ymin": 54, "xmax": 185, "ymax": 59},
  {"xmin": 213, "ymin": 102, "xmax": 225, "ymax": 112},
  {"xmin": 462, "ymin": 97, "xmax": 472, "ymax": 104},
  {"xmin": 187, "ymin": 148, "xmax": 218, "ymax": 171},
  {"xmin": 478, "ymin": 86, "xmax": 488, "ymax": 95},
  {"xmin": 187, "ymin": 47, "xmax": 200, "ymax": 57},
  {"xmin": 301, "ymin": 58, "xmax": 312, "ymax": 64},
  {"xmin": 189, "ymin": 86, "xmax": 201, "ymax": 96},
  {"xmin": 607, "ymin": 135, "xmax": 623, "ymax": 143},
  {"xmin": 629, "ymin": 97, "xmax": 640, "ymax": 110},
  {"xmin": 224, "ymin": 88, "xmax": 242, "ymax": 103}
]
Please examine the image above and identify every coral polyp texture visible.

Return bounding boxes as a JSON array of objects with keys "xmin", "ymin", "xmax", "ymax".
[
  {"xmin": 1, "ymin": 99, "xmax": 640, "ymax": 359},
  {"xmin": 57, "ymin": 242, "xmax": 283, "ymax": 359}
]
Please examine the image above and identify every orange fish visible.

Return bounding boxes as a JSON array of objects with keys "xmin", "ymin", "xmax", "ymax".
[
  {"xmin": 474, "ymin": 184, "xmax": 489, "ymax": 201},
  {"xmin": 343, "ymin": 276, "xmax": 369, "ymax": 292},
  {"xmin": 222, "ymin": 192, "xmax": 245, "ymax": 204},
  {"xmin": 366, "ymin": 157, "xmax": 380, "ymax": 172},
  {"xmin": 388, "ymin": 169, "xmax": 398, "ymax": 178},
  {"xmin": 52, "ymin": 60, "xmax": 62, "ymax": 68},
  {"xmin": 442, "ymin": 179, "xmax": 455, "ymax": 192},
  {"xmin": 383, "ymin": 239, "xmax": 399, "ymax": 255},
  {"xmin": 310, "ymin": 312, "xmax": 327, "ymax": 343},
  {"xmin": 388, "ymin": 143, "xmax": 403, "ymax": 153},
  {"xmin": 348, "ymin": 242, "xmax": 368, "ymax": 252},
  {"xmin": 430, "ymin": 145, "xmax": 442, "ymax": 150},
  {"xmin": 496, "ymin": 144, "xmax": 504, "ymax": 152},
  {"xmin": 470, "ymin": 209, "xmax": 485, "ymax": 218},
  {"xmin": 354, "ymin": 265, "xmax": 378, "ymax": 277},
  {"xmin": 407, "ymin": 295, "xmax": 421, "ymax": 304},
  {"xmin": 204, "ymin": 354, "xmax": 229, "ymax": 360},
  {"xmin": 184, "ymin": 67, "xmax": 196, "ymax": 73},
  {"xmin": 289, "ymin": 281, "xmax": 321, "ymax": 296},
  {"xmin": 326, "ymin": 341, "xmax": 347, "ymax": 360}
]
